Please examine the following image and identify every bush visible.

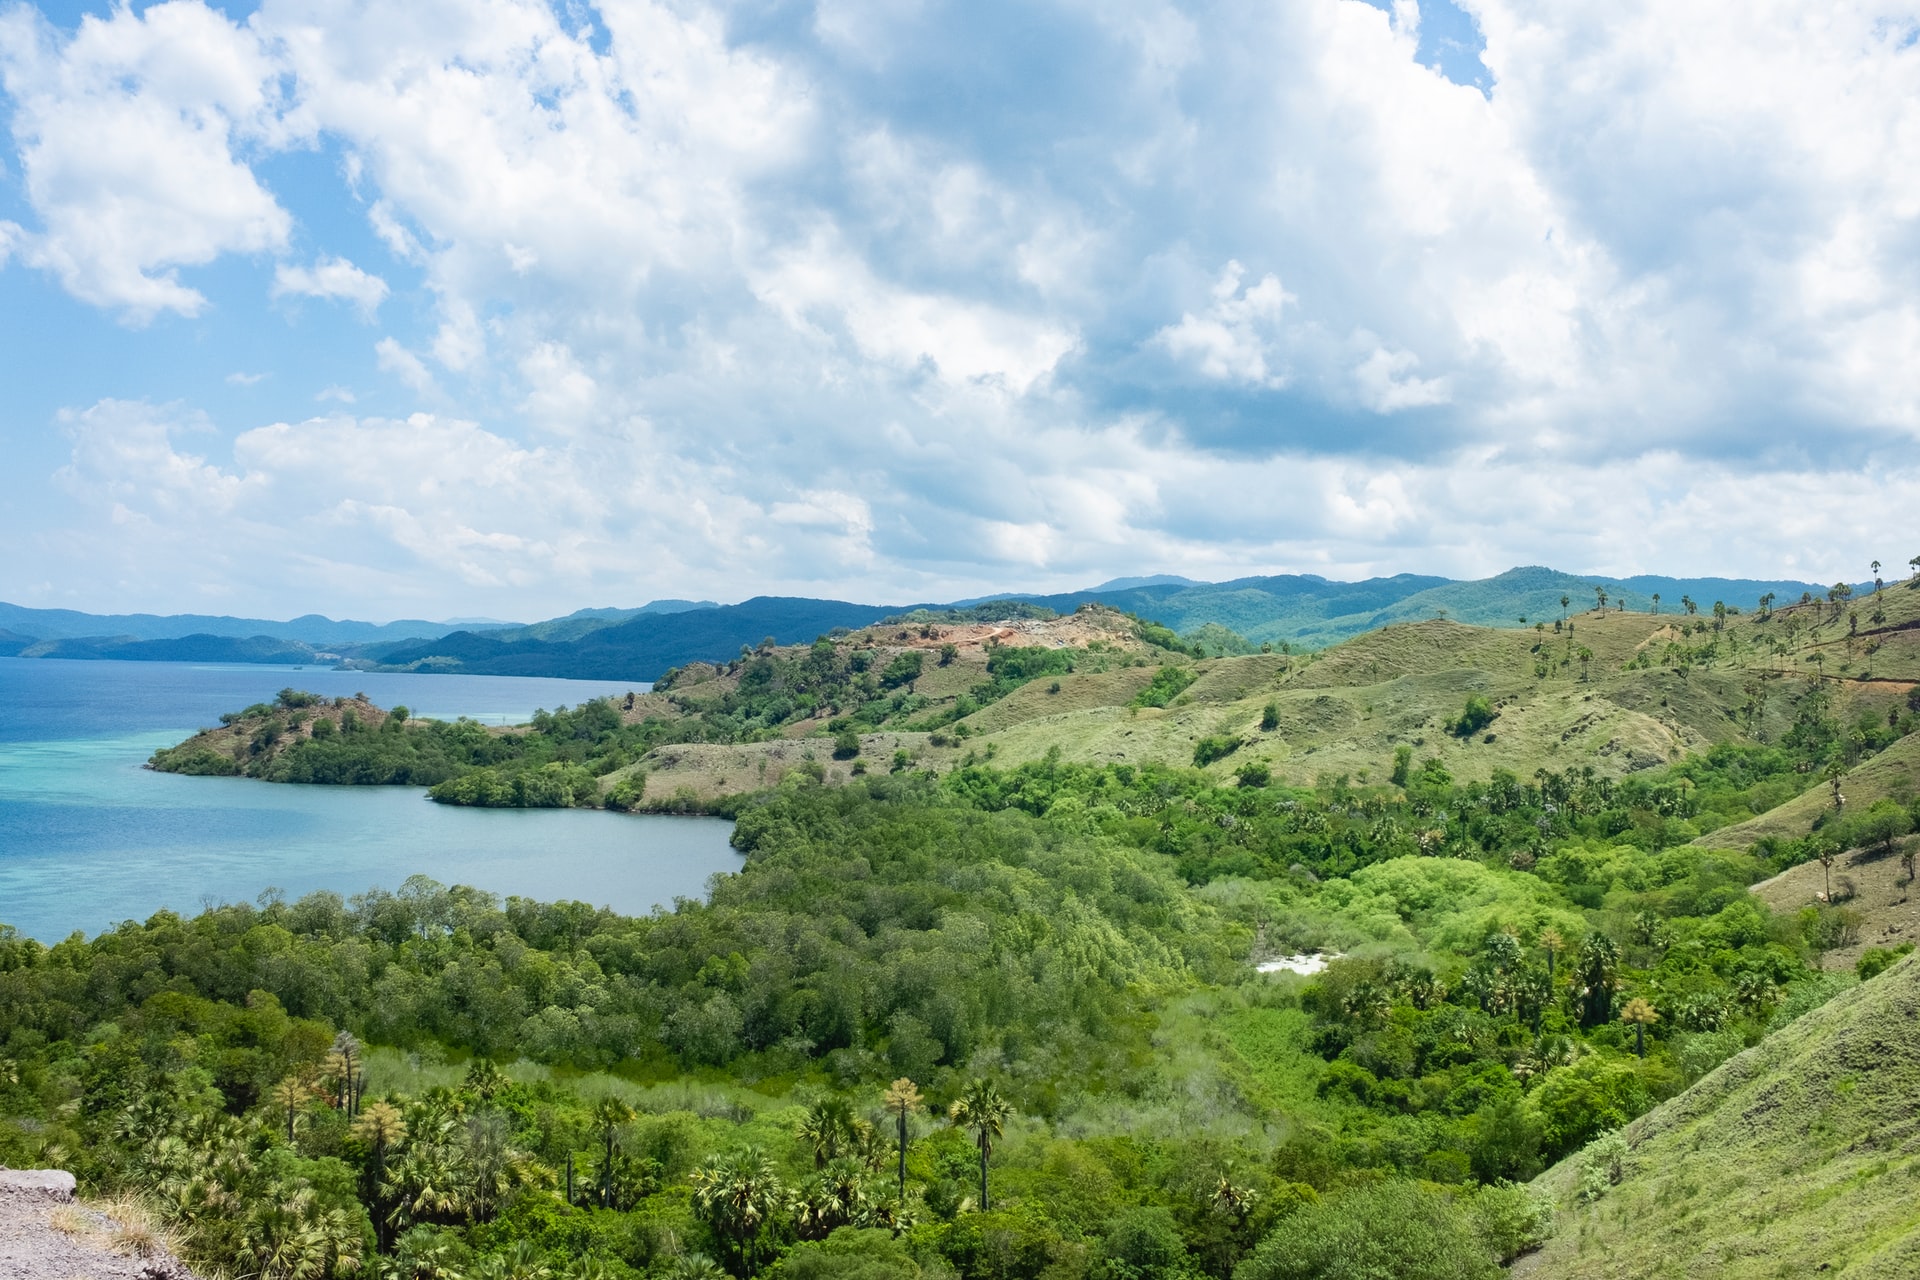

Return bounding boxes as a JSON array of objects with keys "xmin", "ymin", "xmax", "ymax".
[
  {"xmin": 1194, "ymin": 736, "xmax": 1241, "ymax": 767},
  {"xmin": 604, "ymin": 772, "xmax": 649, "ymax": 811},
  {"xmin": 1235, "ymin": 761, "xmax": 1271, "ymax": 788},
  {"xmin": 1098, "ymin": 1205, "xmax": 1196, "ymax": 1279},
  {"xmin": 1465, "ymin": 1182, "xmax": 1553, "ymax": 1264},
  {"xmin": 1233, "ymin": 1180, "xmax": 1499, "ymax": 1280},
  {"xmin": 1133, "ymin": 666, "xmax": 1197, "ymax": 709},
  {"xmin": 1260, "ymin": 702, "xmax": 1280, "ymax": 731},
  {"xmin": 1450, "ymin": 696, "xmax": 1497, "ymax": 738},
  {"xmin": 880, "ymin": 650, "xmax": 925, "ymax": 689},
  {"xmin": 833, "ymin": 729, "xmax": 862, "ymax": 760},
  {"xmin": 1856, "ymin": 943, "xmax": 1914, "ymax": 981}
]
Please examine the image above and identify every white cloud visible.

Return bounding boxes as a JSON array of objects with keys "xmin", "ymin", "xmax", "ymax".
[
  {"xmin": 225, "ymin": 370, "xmax": 267, "ymax": 386},
  {"xmin": 8, "ymin": 0, "xmax": 1920, "ymax": 614},
  {"xmin": 0, "ymin": 1, "xmax": 289, "ymax": 321},
  {"xmin": 271, "ymin": 255, "xmax": 388, "ymax": 318},
  {"xmin": 1155, "ymin": 262, "xmax": 1294, "ymax": 388},
  {"xmin": 374, "ymin": 338, "xmax": 436, "ymax": 395}
]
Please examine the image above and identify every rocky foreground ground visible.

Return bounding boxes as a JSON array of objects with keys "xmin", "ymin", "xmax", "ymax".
[{"xmin": 0, "ymin": 1170, "xmax": 197, "ymax": 1280}]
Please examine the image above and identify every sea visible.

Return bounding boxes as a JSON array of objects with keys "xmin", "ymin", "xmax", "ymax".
[{"xmin": 0, "ymin": 657, "xmax": 740, "ymax": 942}]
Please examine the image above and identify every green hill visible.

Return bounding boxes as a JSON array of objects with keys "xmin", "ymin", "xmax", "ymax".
[{"xmin": 1518, "ymin": 955, "xmax": 1920, "ymax": 1279}]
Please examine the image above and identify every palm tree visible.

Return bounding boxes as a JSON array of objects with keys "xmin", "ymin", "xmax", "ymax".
[
  {"xmin": 1681, "ymin": 595, "xmax": 1697, "ymax": 616},
  {"xmin": 1650, "ymin": 593, "xmax": 1661, "ymax": 615},
  {"xmin": 1759, "ymin": 592, "xmax": 1775, "ymax": 619},
  {"xmin": 882, "ymin": 1078, "xmax": 921, "ymax": 1204},
  {"xmin": 273, "ymin": 1074, "xmax": 307, "ymax": 1144},
  {"xmin": 1540, "ymin": 927, "xmax": 1563, "ymax": 986},
  {"xmin": 330, "ymin": 1031, "xmax": 363, "ymax": 1115},
  {"xmin": 949, "ymin": 1079, "xmax": 1014, "ymax": 1212},
  {"xmin": 1560, "ymin": 595, "xmax": 1571, "ymax": 625},
  {"xmin": 690, "ymin": 1148, "xmax": 785, "ymax": 1275},
  {"xmin": 1620, "ymin": 998, "xmax": 1658, "ymax": 1058},
  {"xmin": 353, "ymin": 1102, "xmax": 408, "ymax": 1252},
  {"xmin": 797, "ymin": 1095, "xmax": 861, "ymax": 1169},
  {"xmin": 591, "ymin": 1097, "xmax": 634, "ymax": 1208},
  {"xmin": 1594, "ymin": 586, "xmax": 1608, "ymax": 612}
]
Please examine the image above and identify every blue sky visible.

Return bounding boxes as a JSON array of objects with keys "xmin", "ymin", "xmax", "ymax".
[{"xmin": 3, "ymin": 0, "xmax": 1918, "ymax": 621}]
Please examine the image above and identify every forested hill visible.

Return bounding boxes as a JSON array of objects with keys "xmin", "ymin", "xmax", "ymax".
[
  {"xmin": 4, "ymin": 568, "xmax": 1853, "ymax": 678},
  {"xmin": 349, "ymin": 566, "xmax": 1850, "ymax": 681}
]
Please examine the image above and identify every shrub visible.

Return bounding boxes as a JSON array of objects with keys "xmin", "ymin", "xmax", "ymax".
[
  {"xmin": 1233, "ymin": 1180, "xmax": 1499, "ymax": 1280},
  {"xmin": 880, "ymin": 650, "xmax": 924, "ymax": 689},
  {"xmin": 1856, "ymin": 943, "xmax": 1914, "ymax": 981},
  {"xmin": 833, "ymin": 730, "xmax": 861, "ymax": 760},
  {"xmin": 1390, "ymin": 744, "xmax": 1414, "ymax": 787},
  {"xmin": 1193, "ymin": 736, "xmax": 1241, "ymax": 767},
  {"xmin": 1260, "ymin": 702, "xmax": 1280, "ymax": 731},
  {"xmin": 1450, "ymin": 696, "xmax": 1496, "ymax": 738},
  {"xmin": 1465, "ymin": 1182, "xmax": 1553, "ymax": 1264},
  {"xmin": 1235, "ymin": 761, "xmax": 1271, "ymax": 788},
  {"xmin": 603, "ymin": 772, "xmax": 649, "ymax": 811},
  {"xmin": 1133, "ymin": 666, "xmax": 1197, "ymax": 709}
]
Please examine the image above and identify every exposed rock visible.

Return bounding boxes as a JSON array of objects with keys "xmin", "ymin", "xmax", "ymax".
[{"xmin": 0, "ymin": 1171, "xmax": 200, "ymax": 1280}]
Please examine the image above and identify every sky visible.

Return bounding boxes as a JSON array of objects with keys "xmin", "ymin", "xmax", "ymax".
[{"xmin": 2, "ymin": 0, "xmax": 1918, "ymax": 622}]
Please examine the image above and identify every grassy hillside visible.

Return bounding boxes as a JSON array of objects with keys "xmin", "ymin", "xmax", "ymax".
[{"xmin": 1518, "ymin": 955, "xmax": 1920, "ymax": 1279}]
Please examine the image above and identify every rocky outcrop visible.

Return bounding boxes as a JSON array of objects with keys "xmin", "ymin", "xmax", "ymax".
[{"xmin": 0, "ymin": 1170, "xmax": 199, "ymax": 1280}]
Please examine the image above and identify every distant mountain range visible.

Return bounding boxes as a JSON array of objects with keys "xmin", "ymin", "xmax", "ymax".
[{"xmin": 0, "ymin": 567, "xmax": 1859, "ymax": 681}]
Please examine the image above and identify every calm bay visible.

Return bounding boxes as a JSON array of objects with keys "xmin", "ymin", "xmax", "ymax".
[{"xmin": 0, "ymin": 657, "xmax": 738, "ymax": 941}]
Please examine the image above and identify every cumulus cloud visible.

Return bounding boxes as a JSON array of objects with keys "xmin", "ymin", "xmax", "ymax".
[
  {"xmin": 6, "ymin": 0, "xmax": 1920, "ymax": 613},
  {"xmin": 0, "ymin": 1, "xmax": 290, "ymax": 320},
  {"xmin": 271, "ymin": 255, "xmax": 388, "ymax": 318}
]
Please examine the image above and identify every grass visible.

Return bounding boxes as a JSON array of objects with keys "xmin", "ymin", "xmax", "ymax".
[{"xmin": 1516, "ymin": 953, "xmax": 1920, "ymax": 1279}]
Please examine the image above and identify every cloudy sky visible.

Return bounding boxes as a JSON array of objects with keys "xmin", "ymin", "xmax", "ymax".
[{"xmin": 2, "ymin": 0, "xmax": 1917, "ymax": 621}]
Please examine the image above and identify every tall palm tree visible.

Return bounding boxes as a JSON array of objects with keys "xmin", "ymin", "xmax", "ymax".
[
  {"xmin": 591, "ymin": 1097, "xmax": 634, "ymax": 1209},
  {"xmin": 330, "ymin": 1031, "xmax": 363, "ymax": 1116},
  {"xmin": 353, "ymin": 1102, "xmax": 408, "ymax": 1253},
  {"xmin": 1650, "ymin": 593, "xmax": 1660, "ymax": 615},
  {"xmin": 949, "ymin": 1079, "xmax": 1014, "ymax": 1212},
  {"xmin": 881, "ymin": 1078, "xmax": 921, "ymax": 1203},
  {"xmin": 1620, "ymin": 998, "xmax": 1659, "ymax": 1058}
]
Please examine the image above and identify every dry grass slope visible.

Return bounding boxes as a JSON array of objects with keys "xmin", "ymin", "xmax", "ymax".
[{"xmin": 1517, "ymin": 955, "xmax": 1920, "ymax": 1279}]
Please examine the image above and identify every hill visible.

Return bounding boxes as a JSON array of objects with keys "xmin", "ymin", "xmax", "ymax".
[
  {"xmin": 0, "ymin": 601, "xmax": 499, "ymax": 646},
  {"xmin": 339, "ymin": 567, "xmax": 1847, "ymax": 682},
  {"xmin": 1518, "ymin": 955, "xmax": 1920, "ymax": 1279}
]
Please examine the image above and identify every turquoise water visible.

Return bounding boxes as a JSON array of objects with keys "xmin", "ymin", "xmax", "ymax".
[{"xmin": 0, "ymin": 658, "xmax": 739, "ymax": 941}]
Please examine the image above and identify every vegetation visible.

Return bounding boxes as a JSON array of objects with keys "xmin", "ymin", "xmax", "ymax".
[{"xmin": 94, "ymin": 567, "xmax": 1920, "ymax": 1276}]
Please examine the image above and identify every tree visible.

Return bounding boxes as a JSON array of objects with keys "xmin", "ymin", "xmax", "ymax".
[
  {"xmin": 353, "ymin": 1101, "xmax": 407, "ymax": 1253},
  {"xmin": 592, "ymin": 1097, "xmax": 634, "ymax": 1208},
  {"xmin": 1620, "ymin": 997, "xmax": 1658, "ymax": 1058},
  {"xmin": 1651, "ymin": 593, "xmax": 1661, "ymax": 614},
  {"xmin": 1541, "ymin": 928, "xmax": 1563, "ymax": 986},
  {"xmin": 1681, "ymin": 595, "xmax": 1697, "ymax": 616},
  {"xmin": 1759, "ymin": 592, "xmax": 1775, "ymax": 619},
  {"xmin": 832, "ymin": 729, "xmax": 861, "ymax": 760},
  {"xmin": 1560, "ymin": 595, "xmax": 1571, "ymax": 624},
  {"xmin": 949, "ymin": 1078, "xmax": 1013, "ymax": 1212},
  {"xmin": 1233, "ymin": 1180, "xmax": 1498, "ymax": 1280},
  {"xmin": 1594, "ymin": 586, "xmax": 1608, "ymax": 612},
  {"xmin": 330, "ymin": 1030, "xmax": 363, "ymax": 1115},
  {"xmin": 938, "ymin": 643, "xmax": 958, "ymax": 666},
  {"xmin": 797, "ymin": 1096, "xmax": 863, "ymax": 1169},
  {"xmin": 1576, "ymin": 933, "xmax": 1619, "ymax": 1027},
  {"xmin": 690, "ymin": 1148, "xmax": 785, "ymax": 1277},
  {"xmin": 881, "ymin": 1078, "xmax": 920, "ymax": 1204},
  {"xmin": 1260, "ymin": 701, "xmax": 1280, "ymax": 731}
]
